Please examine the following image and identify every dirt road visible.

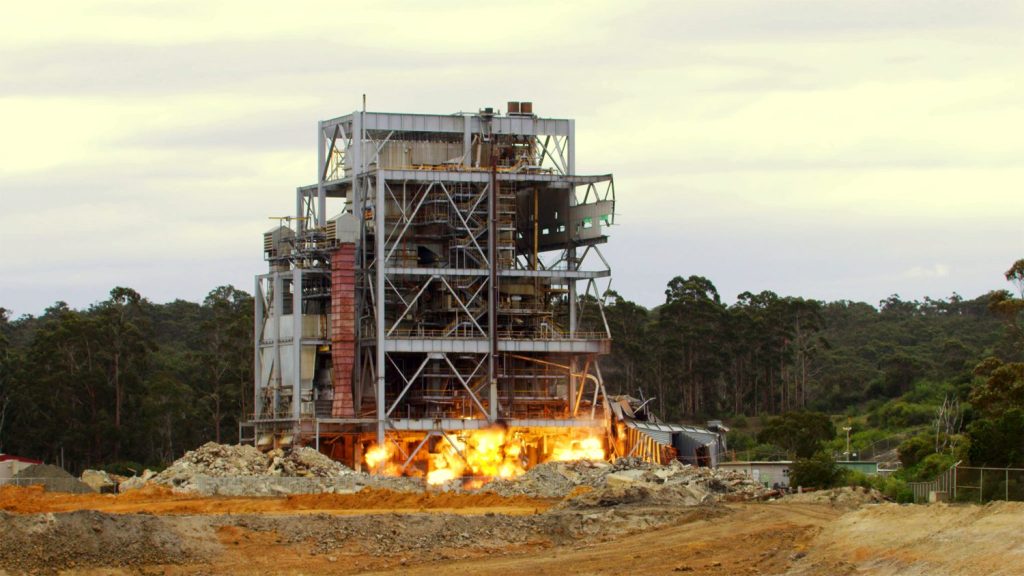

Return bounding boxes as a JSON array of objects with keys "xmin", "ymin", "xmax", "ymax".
[
  {"xmin": 369, "ymin": 503, "xmax": 840, "ymax": 576},
  {"xmin": 2, "ymin": 485, "xmax": 1023, "ymax": 575}
]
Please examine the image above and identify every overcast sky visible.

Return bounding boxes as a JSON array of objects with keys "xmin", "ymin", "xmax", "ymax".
[{"xmin": 1, "ymin": 0, "xmax": 1022, "ymax": 316}]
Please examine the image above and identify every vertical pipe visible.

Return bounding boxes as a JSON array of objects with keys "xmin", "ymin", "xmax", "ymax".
[
  {"xmin": 487, "ymin": 163, "xmax": 498, "ymax": 421},
  {"xmin": 253, "ymin": 277, "xmax": 263, "ymax": 420},
  {"xmin": 567, "ymin": 119, "xmax": 575, "ymax": 176},
  {"xmin": 568, "ymin": 360, "xmax": 576, "ymax": 418},
  {"xmin": 296, "ymin": 189, "xmax": 304, "ymax": 232},
  {"xmin": 352, "ymin": 112, "xmax": 364, "ymax": 414},
  {"xmin": 352, "ymin": 113, "xmax": 363, "ymax": 213},
  {"xmin": 463, "ymin": 115, "xmax": 472, "ymax": 168},
  {"xmin": 272, "ymin": 272, "xmax": 284, "ymax": 416},
  {"xmin": 317, "ymin": 121, "xmax": 326, "ymax": 228},
  {"xmin": 533, "ymin": 188, "xmax": 538, "ymax": 270},
  {"xmin": 375, "ymin": 169, "xmax": 386, "ymax": 446},
  {"xmin": 292, "ymin": 269, "xmax": 303, "ymax": 422}
]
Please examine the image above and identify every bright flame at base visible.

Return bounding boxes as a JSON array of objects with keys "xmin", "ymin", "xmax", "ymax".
[
  {"xmin": 364, "ymin": 443, "xmax": 401, "ymax": 475},
  {"xmin": 550, "ymin": 436, "xmax": 605, "ymax": 462},
  {"xmin": 367, "ymin": 428, "xmax": 607, "ymax": 485},
  {"xmin": 426, "ymin": 427, "xmax": 527, "ymax": 485}
]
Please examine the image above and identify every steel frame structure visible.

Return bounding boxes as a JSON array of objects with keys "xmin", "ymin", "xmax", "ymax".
[{"xmin": 250, "ymin": 105, "xmax": 617, "ymax": 469}]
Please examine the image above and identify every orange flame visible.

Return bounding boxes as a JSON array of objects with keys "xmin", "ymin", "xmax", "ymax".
[
  {"xmin": 550, "ymin": 436, "xmax": 605, "ymax": 462},
  {"xmin": 364, "ymin": 443, "xmax": 400, "ymax": 475},
  {"xmin": 366, "ymin": 428, "xmax": 607, "ymax": 484},
  {"xmin": 426, "ymin": 428, "xmax": 528, "ymax": 485}
]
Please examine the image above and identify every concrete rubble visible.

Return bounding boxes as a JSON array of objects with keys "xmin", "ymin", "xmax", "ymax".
[
  {"xmin": 480, "ymin": 457, "xmax": 773, "ymax": 506},
  {"xmin": 80, "ymin": 469, "xmax": 117, "ymax": 493},
  {"xmin": 150, "ymin": 442, "xmax": 354, "ymax": 493},
  {"xmin": 775, "ymin": 486, "xmax": 887, "ymax": 509},
  {"xmin": 138, "ymin": 442, "xmax": 421, "ymax": 496},
  {"xmin": 121, "ymin": 442, "xmax": 774, "ymax": 504},
  {"xmin": 119, "ymin": 469, "xmax": 156, "ymax": 492}
]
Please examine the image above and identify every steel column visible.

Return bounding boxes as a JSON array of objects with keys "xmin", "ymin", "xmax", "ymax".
[
  {"xmin": 292, "ymin": 269, "xmax": 303, "ymax": 421},
  {"xmin": 375, "ymin": 169, "xmax": 386, "ymax": 446},
  {"xmin": 253, "ymin": 277, "xmax": 263, "ymax": 419},
  {"xmin": 272, "ymin": 272, "xmax": 284, "ymax": 416},
  {"xmin": 487, "ymin": 169, "xmax": 498, "ymax": 421},
  {"xmin": 317, "ymin": 120, "xmax": 326, "ymax": 227}
]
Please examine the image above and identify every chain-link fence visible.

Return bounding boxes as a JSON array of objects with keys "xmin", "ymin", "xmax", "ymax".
[
  {"xmin": 909, "ymin": 462, "xmax": 1024, "ymax": 503},
  {"xmin": 0, "ymin": 477, "xmax": 91, "ymax": 493}
]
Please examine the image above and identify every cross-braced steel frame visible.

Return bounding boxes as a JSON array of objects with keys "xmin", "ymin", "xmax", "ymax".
[{"xmin": 252, "ymin": 108, "xmax": 617, "ymax": 462}]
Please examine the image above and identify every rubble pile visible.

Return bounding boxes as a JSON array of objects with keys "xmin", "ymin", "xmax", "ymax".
[
  {"xmin": 118, "ymin": 470, "xmax": 156, "ymax": 492},
  {"xmin": 154, "ymin": 443, "xmax": 273, "ymax": 482},
  {"xmin": 267, "ymin": 447, "xmax": 354, "ymax": 478},
  {"xmin": 143, "ymin": 442, "xmax": 356, "ymax": 494},
  {"xmin": 777, "ymin": 486, "xmax": 887, "ymax": 509},
  {"xmin": 482, "ymin": 457, "xmax": 772, "ymax": 506},
  {"xmin": 153, "ymin": 442, "xmax": 353, "ymax": 485},
  {"xmin": 80, "ymin": 469, "xmax": 117, "ymax": 493}
]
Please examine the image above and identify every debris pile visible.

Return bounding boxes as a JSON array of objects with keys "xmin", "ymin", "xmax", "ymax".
[
  {"xmin": 481, "ymin": 457, "xmax": 772, "ymax": 505},
  {"xmin": 267, "ymin": 447, "xmax": 354, "ymax": 478},
  {"xmin": 142, "ymin": 442, "xmax": 426, "ymax": 495},
  {"xmin": 143, "ymin": 442, "xmax": 358, "ymax": 494},
  {"xmin": 777, "ymin": 486, "xmax": 887, "ymax": 509},
  {"xmin": 119, "ymin": 470, "xmax": 157, "ymax": 492},
  {"xmin": 155, "ymin": 443, "xmax": 274, "ymax": 481},
  {"xmin": 80, "ymin": 469, "xmax": 117, "ymax": 493},
  {"xmin": 12, "ymin": 464, "xmax": 92, "ymax": 494},
  {"xmin": 153, "ymin": 442, "xmax": 353, "ymax": 486}
]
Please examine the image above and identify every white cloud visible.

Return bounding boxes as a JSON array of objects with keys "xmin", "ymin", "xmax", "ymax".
[{"xmin": 1, "ymin": 0, "xmax": 1023, "ymax": 314}]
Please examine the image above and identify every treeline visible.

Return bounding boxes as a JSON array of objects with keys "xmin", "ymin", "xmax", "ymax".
[
  {"xmin": 1, "ymin": 264, "xmax": 1020, "ymax": 473},
  {"xmin": 0, "ymin": 287, "xmax": 253, "ymax": 473},
  {"xmin": 599, "ymin": 276, "xmax": 1015, "ymax": 423}
]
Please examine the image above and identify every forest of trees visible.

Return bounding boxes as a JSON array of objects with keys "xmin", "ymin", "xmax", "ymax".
[
  {"xmin": 598, "ymin": 276, "xmax": 1014, "ymax": 422},
  {"xmin": 0, "ymin": 287, "xmax": 253, "ymax": 474},
  {"xmin": 1, "ymin": 260, "xmax": 1021, "ymax": 475}
]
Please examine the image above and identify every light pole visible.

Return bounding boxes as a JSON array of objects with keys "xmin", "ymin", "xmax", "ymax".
[{"xmin": 842, "ymin": 426, "xmax": 852, "ymax": 461}]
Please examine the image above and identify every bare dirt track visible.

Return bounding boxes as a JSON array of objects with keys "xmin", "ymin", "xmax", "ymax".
[
  {"xmin": 0, "ymin": 485, "xmax": 549, "ymax": 516},
  {"xmin": 2, "ymin": 486, "xmax": 1024, "ymax": 575}
]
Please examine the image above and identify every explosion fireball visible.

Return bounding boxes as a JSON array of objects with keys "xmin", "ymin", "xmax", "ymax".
[{"xmin": 364, "ymin": 427, "xmax": 606, "ymax": 485}]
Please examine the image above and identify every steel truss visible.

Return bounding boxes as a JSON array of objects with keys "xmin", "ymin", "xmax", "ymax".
[{"xmin": 251, "ymin": 108, "xmax": 618, "ymax": 467}]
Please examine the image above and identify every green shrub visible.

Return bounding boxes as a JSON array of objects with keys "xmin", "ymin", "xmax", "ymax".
[
  {"xmin": 728, "ymin": 430, "xmax": 756, "ymax": 452},
  {"xmin": 749, "ymin": 443, "xmax": 788, "ymax": 461},
  {"xmin": 844, "ymin": 470, "xmax": 873, "ymax": 489},
  {"xmin": 871, "ymin": 401, "xmax": 934, "ymax": 429},
  {"xmin": 758, "ymin": 411, "xmax": 836, "ymax": 458},
  {"xmin": 876, "ymin": 475, "xmax": 912, "ymax": 502},
  {"xmin": 790, "ymin": 451, "xmax": 845, "ymax": 489},
  {"xmin": 897, "ymin": 433, "xmax": 933, "ymax": 469},
  {"xmin": 909, "ymin": 452, "xmax": 956, "ymax": 482}
]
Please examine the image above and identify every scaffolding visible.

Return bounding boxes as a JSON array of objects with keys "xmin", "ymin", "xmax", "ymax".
[{"xmin": 247, "ymin": 103, "xmax": 617, "ymax": 471}]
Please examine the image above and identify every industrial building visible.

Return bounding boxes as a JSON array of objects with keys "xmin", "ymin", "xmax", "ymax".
[{"xmin": 244, "ymin": 101, "xmax": 713, "ymax": 478}]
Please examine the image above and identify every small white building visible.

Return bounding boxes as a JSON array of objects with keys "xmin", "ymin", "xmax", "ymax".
[
  {"xmin": 718, "ymin": 460, "xmax": 792, "ymax": 488},
  {"xmin": 0, "ymin": 454, "xmax": 43, "ymax": 481}
]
